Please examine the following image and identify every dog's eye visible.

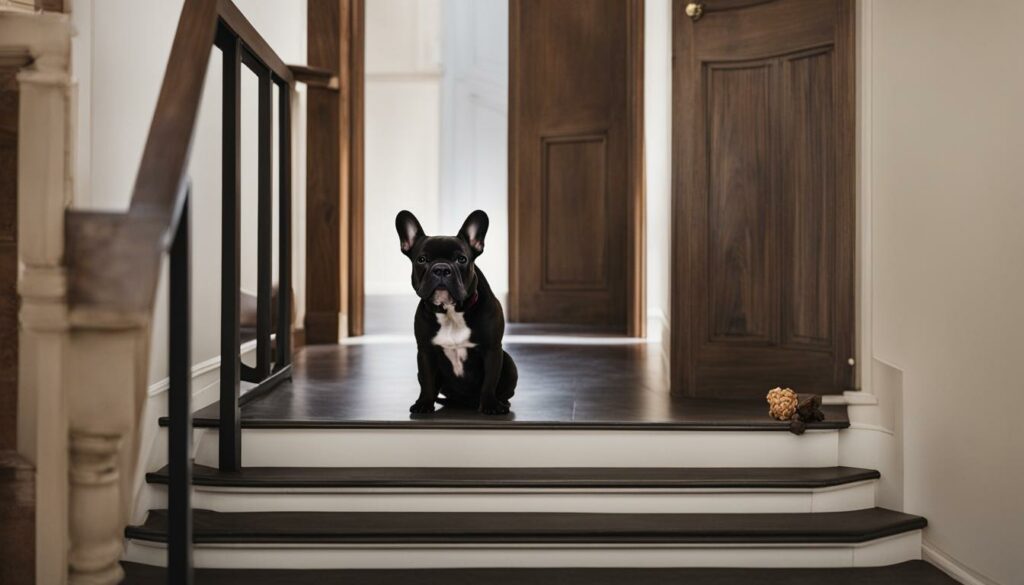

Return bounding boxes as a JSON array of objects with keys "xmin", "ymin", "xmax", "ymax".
[
  {"xmin": 457, "ymin": 255, "xmax": 468, "ymax": 264},
  {"xmin": 416, "ymin": 255, "xmax": 427, "ymax": 263}
]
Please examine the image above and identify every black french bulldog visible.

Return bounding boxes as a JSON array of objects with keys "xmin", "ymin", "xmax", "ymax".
[{"xmin": 395, "ymin": 209, "xmax": 517, "ymax": 415}]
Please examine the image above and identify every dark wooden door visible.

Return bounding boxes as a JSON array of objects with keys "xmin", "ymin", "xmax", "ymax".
[
  {"xmin": 508, "ymin": 0, "xmax": 644, "ymax": 333},
  {"xmin": 672, "ymin": 0, "xmax": 855, "ymax": 398}
]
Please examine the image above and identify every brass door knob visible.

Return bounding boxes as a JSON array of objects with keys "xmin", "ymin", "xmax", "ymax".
[{"xmin": 685, "ymin": 2, "xmax": 704, "ymax": 21}]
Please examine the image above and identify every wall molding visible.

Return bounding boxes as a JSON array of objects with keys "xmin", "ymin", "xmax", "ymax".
[
  {"xmin": 922, "ymin": 541, "xmax": 1001, "ymax": 585},
  {"xmin": 146, "ymin": 339, "xmax": 258, "ymax": 397},
  {"xmin": 855, "ymin": 0, "xmax": 874, "ymax": 394}
]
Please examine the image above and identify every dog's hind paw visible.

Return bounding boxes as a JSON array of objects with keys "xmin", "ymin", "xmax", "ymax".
[{"xmin": 409, "ymin": 400, "xmax": 436, "ymax": 414}]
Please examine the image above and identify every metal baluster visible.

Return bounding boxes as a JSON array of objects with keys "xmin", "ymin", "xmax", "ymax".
[
  {"xmin": 168, "ymin": 191, "xmax": 194, "ymax": 585},
  {"xmin": 276, "ymin": 80, "xmax": 292, "ymax": 370},
  {"xmin": 256, "ymin": 64, "xmax": 273, "ymax": 379},
  {"xmin": 219, "ymin": 29, "xmax": 242, "ymax": 471}
]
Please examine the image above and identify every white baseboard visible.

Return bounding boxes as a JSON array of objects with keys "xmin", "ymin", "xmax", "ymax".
[
  {"xmin": 647, "ymin": 308, "xmax": 670, "ymax": 374},
  {"xmin": 922, "ymin": 541, "xmax": 1000, "ymax": 585},
  {"xmin": 147, "ymin": 339, "xmax": 259, "ymax": 397}
]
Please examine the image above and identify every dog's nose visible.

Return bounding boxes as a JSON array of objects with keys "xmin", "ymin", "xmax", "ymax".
[{"xmin": 432, "ymin": 263, "xmax": 453, "ymax": 277}]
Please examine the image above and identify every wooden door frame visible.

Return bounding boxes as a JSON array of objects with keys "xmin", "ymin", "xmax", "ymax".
[
  {"xmin": 304, "ymin": 0, "xmax": 364, "ymax": 342},
  {"xmin": 508, "ymin": 0, "xmax": 646, "ymax": 337},
  {"xmin": 669, "ymin": 0, "xmax": 857, "ymax": 396}
]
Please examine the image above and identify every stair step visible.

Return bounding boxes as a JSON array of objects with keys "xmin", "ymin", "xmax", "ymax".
[
  {"xmin": 123, "ymin": 508, "xmax": 925, "ymax": 568},
  {"xmin": 192, "ymin": 427, "xmax": 843, "ymax": 467},
  {"xmin": 121, "ymin": 560, "xmax": 959, "ymax": 585},
  {"xmin": 127, "ymin": 508, "xmax": 924, "ymax": 545},
  {"xmin": 140, "ymin": 465, "xmax": 879, "ymax": 513},
  {"xmin": 146, "ymin": 464, "xmax": 880, "ymax": 489},
  {"xmin": 161, "ymin": 396, "xmax": 850, "ymax": 431}
]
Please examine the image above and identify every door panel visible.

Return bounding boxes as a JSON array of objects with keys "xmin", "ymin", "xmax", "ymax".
[
  {"xmin": 509, "ymin": 0, "xmax": 643, "ymax": 331},
  {"xmin": 543, "ymin": 135, "xmax": 608, "ymax": 290},
  {"xmin": 673, "ymin": 0, "xmax": 854, "ymax": 398},
  {"xmin": 706, "ymin": 63, "xmax": 774, "ymax": 343}
]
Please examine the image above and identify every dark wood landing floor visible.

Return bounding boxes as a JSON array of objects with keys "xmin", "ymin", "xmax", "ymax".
[
  {"xmin": 122, "ymin": 560, "xmax": 959, "ymax": 585},
  {"xmin": 181, "ymin": 339, "xmax": 849, "ymax": 430}
]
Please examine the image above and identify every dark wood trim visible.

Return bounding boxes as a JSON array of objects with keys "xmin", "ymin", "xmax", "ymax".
[
  {"xmin": 625, "ymin": 0, "xmax": 646, "ymax": 337},
  {"xmin": 305, "ymin": 0, "xmax": 343, "ymax": 344},
  {"xmin": 304, "ymin": 0, "xmax": 364, "ymax": 342},
  {"xmin": 507, "ymin": 0, "xmax": 521, "ymax": 323},
  {"xmin": 347, "ymin": 0, "xmax": 365, "ymax": 337},
  {"xmin": 507, "ymin": 0, "xmax": 646, "ymax": 336},
  {"xmin": 288, "ymin": 65, "xmax": 338, "ymax": 89},
  {"xmin": 217, "ymin": 0, "xmax": 294, "ymax": 85}
]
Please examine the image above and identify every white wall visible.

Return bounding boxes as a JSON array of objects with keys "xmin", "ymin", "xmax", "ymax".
[
  {"xmin": 364, "ymin": 0, "xmax": 510, "ymax": 298},
  {"xmin": 71, "ymin": 0, "xmax": 307, "ymax": 384},
  {"xmin": 364, "ymin": 0, "xmax": 443, "ymax": 295},
  {"xmin": 644, "ymin": 0, "xmax": 672, "ymax": 345},
  {"xmin": 867, "ymin": 1, "xmax": 1024, "ymax": 583},
  {"xmin": 439, "ymin": 0, "xmax": 509, "ymax": 295}
]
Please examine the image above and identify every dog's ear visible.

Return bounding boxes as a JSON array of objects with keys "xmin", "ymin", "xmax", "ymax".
[
  {"xmin": 395, "ymin": 210, "xmax": 426, "ymax": 255},
  {"xmin": 457, "ymin": 210, "xmax": 489, "ymax": 256}
]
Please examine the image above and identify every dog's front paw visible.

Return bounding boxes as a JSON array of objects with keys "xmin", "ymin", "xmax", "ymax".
[
  {"xmin": 480, "ymin": 402, "xmax": 510, "ymax": 415},
  {"xmin": 409, "ymin": 400, "xmax": 436, "ymax": 414}
]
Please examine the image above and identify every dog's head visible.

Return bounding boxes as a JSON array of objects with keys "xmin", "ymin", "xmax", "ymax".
[{"xmin": 395, "ymin": 210, "xmax": 489, "ymax": 307}]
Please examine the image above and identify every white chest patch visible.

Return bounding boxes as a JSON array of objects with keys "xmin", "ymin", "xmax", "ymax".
[{"xmin": 432, "ymin": 304, "xmax": 476, "ymax": 377}]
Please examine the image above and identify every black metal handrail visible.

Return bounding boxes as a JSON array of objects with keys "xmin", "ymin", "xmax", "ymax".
[{"xmin": 162, "ymin": 2, "xmax": 296, "ymax": 583}]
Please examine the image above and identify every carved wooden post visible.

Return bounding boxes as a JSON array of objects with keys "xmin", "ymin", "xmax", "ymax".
[
  {"xmin": 5, "ymin": 10, "xmax": 73, "ymax": 585},
  {"xmin": 67, "ymin": 433, "xmax": 122, "ymax": 585}
]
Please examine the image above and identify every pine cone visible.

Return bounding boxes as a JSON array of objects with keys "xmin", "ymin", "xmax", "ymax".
[{"xmin": 766, "ymin": 387, "xmax": 798, "ymax": 421}]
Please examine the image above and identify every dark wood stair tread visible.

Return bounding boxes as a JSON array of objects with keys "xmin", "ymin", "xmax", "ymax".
[
  {"xmin": 122, "ymin": 561, "xmax": 959, "ymax": 585},
  {"xmin": 147, "ymin": 464, "xmax": 880, "ymax": 489},
  {"xmin": 126, "ymin": 508, "xmax": 925, "ymax": 544}
]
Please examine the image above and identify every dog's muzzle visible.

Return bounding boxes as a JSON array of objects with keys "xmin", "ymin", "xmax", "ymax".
[{"xmin": 416, "ymin": 262, "xmax": 468, "ymax": 302}]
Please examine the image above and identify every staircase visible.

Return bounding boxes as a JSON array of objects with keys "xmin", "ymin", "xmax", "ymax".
[{"xmin": 120, "ymin": 413, "xmax": 950, "ymax": 581}]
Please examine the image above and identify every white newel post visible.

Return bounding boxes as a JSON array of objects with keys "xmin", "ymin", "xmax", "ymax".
[
  {"xmin": 7, "ymin": 9, "xmax": 139, "ymax": 585},
  {"xmin": 7, "ymin": 10, "xmax": 73, "ymax": 585}
]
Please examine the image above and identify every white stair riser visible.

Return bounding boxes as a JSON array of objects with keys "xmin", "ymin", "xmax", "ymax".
[
  {"xmin": 194, "ymin": 428, "xmax": 839, "ymax": 468},
  {"xmin": 125, "ymin": 530, "xmax": 922, "ymax": 569},
  {"xmin": 144, "ymin": 481, "xmax": 876, "ymax": 514}
]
